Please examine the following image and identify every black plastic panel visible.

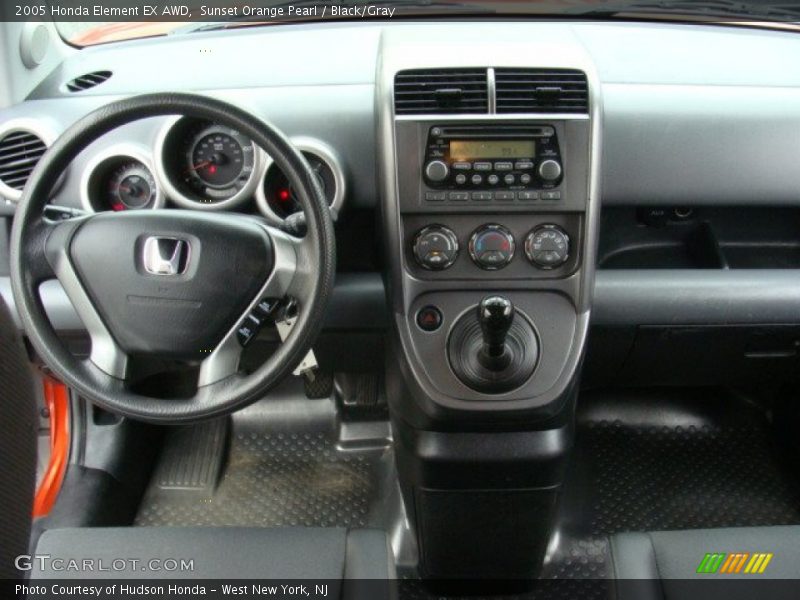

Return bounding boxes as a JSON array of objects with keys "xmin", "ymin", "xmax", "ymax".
[{"xmin": 599, "ymin": 207, "xmax": 800, "ymax": 270}]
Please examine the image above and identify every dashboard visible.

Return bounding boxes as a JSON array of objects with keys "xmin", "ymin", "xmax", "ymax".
[{"xmin": 1, "ymin": 20, "xmax": 800, "ymax": 341}]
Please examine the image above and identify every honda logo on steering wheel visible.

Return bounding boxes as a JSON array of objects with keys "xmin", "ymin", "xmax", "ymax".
[{"xmin": 142, "ymin": 237, "xmax": 190, "ymax": 276}]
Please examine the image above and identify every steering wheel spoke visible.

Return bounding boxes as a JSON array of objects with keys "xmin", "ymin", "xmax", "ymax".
[
  {"xmin": 284, "ymin": 230, "xmax": 323, "ymax": 300},
  {"xmin": 197, "ymin": 225, "xmax": 299, "ymax": 387},
  {"xmin": 42, "ymin": 216, "xmax": 131, "ymax": 379}
]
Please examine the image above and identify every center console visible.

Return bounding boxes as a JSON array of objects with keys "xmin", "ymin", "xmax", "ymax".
[{"xmin": 377, "ymin": 29, "xmax": 601, "ymax": 581}]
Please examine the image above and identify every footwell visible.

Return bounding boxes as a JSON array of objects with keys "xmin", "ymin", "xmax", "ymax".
[
  {"xmin": 135, "ymin": 383, "xmax": 395, "ymax": 529},
  {"xmin": 543, "ymin": 387, "xmax": 800, "ymax": 581}
]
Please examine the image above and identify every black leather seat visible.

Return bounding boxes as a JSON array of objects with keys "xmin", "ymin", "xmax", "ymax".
[
  {"xmin": 611, "ymin": 525, "xmax": 800, "ymax": 600},
  {"xmin": 34, "ymin": 526, "xmax": 394, "ymax": 597},
  {"xmin": 0, "ymin": 296, "xmax": 37, "ymax": 579}
]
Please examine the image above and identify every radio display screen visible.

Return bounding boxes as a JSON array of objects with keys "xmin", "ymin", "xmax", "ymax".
[{"xmin": 450, "ymin": 140, "xmax": 535, "ymax": 160}]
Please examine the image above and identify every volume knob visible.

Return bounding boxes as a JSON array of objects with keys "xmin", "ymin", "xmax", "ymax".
[
  {"xmin": 537, "ymin": 159, "xmax": 562, "ymax": 182},
  {"xmin": 425, "ymin": 160, "xmax": 449, "ymax": 183}
]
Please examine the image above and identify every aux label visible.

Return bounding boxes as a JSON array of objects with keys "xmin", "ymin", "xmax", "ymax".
[{"xmin": 144, "ymin": 5, "xmax": 190, "ymax": 16}]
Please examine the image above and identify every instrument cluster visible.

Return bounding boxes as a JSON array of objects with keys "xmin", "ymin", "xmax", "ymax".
[{"xmin": 80, "ymin": 117, "xmax": 345, "ymax": 224}]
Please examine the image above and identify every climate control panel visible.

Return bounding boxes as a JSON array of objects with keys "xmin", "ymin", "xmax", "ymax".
[
  {"xmin": 412, "ymin": 225, "xmax": 459, "ymax": 270},
  {"xmin": 410, "ymin": 219, "xmax": 574, "ymax": 275},
  {"xmin": 468, "ymin": 224, "xmax": 515, "ymax": 270},
  {"xmin": 525, "ymin": 225, "xmax": 570, "ymax": 269}
]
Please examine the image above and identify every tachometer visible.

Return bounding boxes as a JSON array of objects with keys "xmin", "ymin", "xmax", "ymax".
[
  {"xmin": 81, "ymin": 145, "xmax": 164, "ymax": 213},
  {"xmin": 108, "ymin": 161, "xmax": 157, "ymax": 211}
]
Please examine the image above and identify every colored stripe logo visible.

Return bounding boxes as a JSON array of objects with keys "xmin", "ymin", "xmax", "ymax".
[{"xmin": 697, "ymin": 552, "xmax": 773, "ymax": 574}]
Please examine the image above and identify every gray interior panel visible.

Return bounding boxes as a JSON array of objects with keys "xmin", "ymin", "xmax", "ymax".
[
  {"xmin": 601, "ymin": 84, "xmax": 800, "ymax": 205},
  {"xmin": 591, "ymin": 270, "xmax": 800, "ymax": 326}
]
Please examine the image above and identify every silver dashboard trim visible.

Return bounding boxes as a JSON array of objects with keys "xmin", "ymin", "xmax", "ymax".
[
  {"xmin": 376, "ymin": 28, "xmax": 603, "ymax": 409},
  {"xmin": 254, "ymin": 136, "xmax": 347, "ymax": 226},
  {"xmin": 47, "ymin": 220, "xmax": 129, "ymax": 379},
  {"xmin": 487, "ymin": 67, "xmax": 497, "ymax": 114},
  {"xmin": 153, "ymin": 115, "xmax": 265, "ymax": 212}
]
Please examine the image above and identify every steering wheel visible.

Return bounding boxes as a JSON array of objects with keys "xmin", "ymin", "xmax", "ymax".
[{"xmin": 9, "ymin": 94, "xmax": 336, "ymax": 424}]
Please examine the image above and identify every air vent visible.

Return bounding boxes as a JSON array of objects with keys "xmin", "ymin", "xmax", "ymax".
[
  {"xmin": 495, "ymin": 69, "xmax": 589, "ymax": 114},
  {"xmin": 66, "ymin": 70, "xmax": 112, "ymax": 93},
  {"xmin": 394, "ymin": 69, "xmax": 488, "ymax": 115},
  {"xmin": 0, "ymin": 130, "xmax": 47, "ymax": 193}
]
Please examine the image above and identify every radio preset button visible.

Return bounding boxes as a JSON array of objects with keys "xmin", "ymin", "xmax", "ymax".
[
  {"xmin": 520, "ymin": 174, "xmax": 532, "ymax": 185},
  {"xmin": 455, "ymin": 174, "xmax": 467, "ymax": 185},
  {"xmin": 494, "ymin": 162, "xmax": 513, "ymax": 171},
  {"xmin": 541, "ymin": 191, "xmax": 561, "ymax": 201},
  {"xmin": 504, "ymin": 174, "xmax": 515, "ymax": 185},
  {"xmin": 471, "ymin": 174, "xmax": 483, "ymax": 185},
  {"xmin": 473, "ymin": 162, "xmax": 492, "ymax": 171},
  {"xmin": 487, "ymin": 174, "xmax": 499, "ymax": 185}
]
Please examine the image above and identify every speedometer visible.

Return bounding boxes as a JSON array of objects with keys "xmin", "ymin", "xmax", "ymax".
[
  {"xmin": 183, "ymin": 126, "xmax": 254, "ymax": 200},
  {"xmin": 156, "ymin": 117, "xmax": 262, "ymax": 210}
]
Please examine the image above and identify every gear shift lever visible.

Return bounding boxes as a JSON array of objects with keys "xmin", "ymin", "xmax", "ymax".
[
  {"xmin": 478, "ymin": 296, "xmax": 514, "ymax": 370},
  {"xmin": 448, "ymin": 295, "xmax": 538, "ymax": 393}
]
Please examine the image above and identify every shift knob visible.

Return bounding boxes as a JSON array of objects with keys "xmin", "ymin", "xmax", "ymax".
[{"xmin": 478, "ymin": 296, "xmax": 514, "ymax": 360}]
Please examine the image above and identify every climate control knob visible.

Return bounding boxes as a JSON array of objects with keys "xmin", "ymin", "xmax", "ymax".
[
  {"xmin": 469, "ymin": 224, "xmax": 515, "ymax": 270},
  {"xmin": 537, "ymin": 159, "xmax": 562, "ymax": 182},
  {"xmin": 525, "ymin": 225, "xmax": 570, "ymax": 269},
  {"xmin": 424, "ymin": 160, "xmax": 449, "ymax": 183},
  {"xmin": 413, "ymin": 225, "xmax": 459, "ymax": 270}
]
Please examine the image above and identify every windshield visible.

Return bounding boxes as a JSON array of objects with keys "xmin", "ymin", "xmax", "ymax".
[{"xmin": 53, "ymin": 0, "xmax": 800, "ymax": 47}]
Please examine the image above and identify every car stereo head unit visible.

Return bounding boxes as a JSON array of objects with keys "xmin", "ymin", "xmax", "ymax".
[{"xmin": 422, "ymin": 124, "xmax": 563, "ymax": 192}]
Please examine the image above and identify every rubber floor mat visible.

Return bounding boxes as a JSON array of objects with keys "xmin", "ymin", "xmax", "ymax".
[
  {"xmin": 136, "ymin": 389, "xmax": 394, "ymax": 529},
  {"xmin": 543, "ymin": 387, "xmax": 800, "ymax": 581}
]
